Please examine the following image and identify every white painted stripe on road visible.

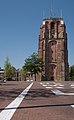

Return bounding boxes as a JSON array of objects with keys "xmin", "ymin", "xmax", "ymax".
[
  {"xmin": 59, "ymin": 84, "xmax": 64, "ymax": 87},
  {"xmin": 43, "ymin": 85, "xmax": 47, "ymax": 87},
  {"xmin": 40, "ymin": 83, "xmax": 43, "ymax": 85},
  {"xmin": 71, "ymin": 84, "xmax": 74, "ymax": 86},
  {"xmin": 46, "ymin": 82, "xmax": 50, "ymax": 84},
  {"xmin": 51, "ymin": 89, "xmax": 64, "ymax": 95},
  {"xmin": 51, "ymin": 89, "xmax": 74, "ymax": 95},
  {"xmin": 56, "ymin": 87, "xmax": 63, "ymax": 89},
  {"xmin": 48, "ymin": 84, "xmax": 57, "ymax": 86},
  {"xmin": 71, "ymin": 105, "xmax": 74, "ymax": 108},
  {"xmin": 0, "ymin": 82, "xmax": 33, "ymax": 120},
  {"xmin": 64, "ymin": 93, "xmax": 74, "ymax": 95},
  {"xmin": 51, "ymin": 89, "xmax": 74, "ymax": 108},
  {"xmin": 46, "ymin": 87, "xmax": 52, "ymax": 89},
  {"xmin": 71, "ymin": 87, "xmax": 74, "ymax": 88}
]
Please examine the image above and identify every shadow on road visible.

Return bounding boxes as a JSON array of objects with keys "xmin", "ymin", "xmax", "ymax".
[
  {"xmin": 0, "ymin": 103, "xmax": 74, "ymax": 111},
  {"xmin": 26, "ymin": 89, "xmax": 54, "ymax": 98},
  {"xmin": 0, "ymin": 88, "xmax": 54, "ymax": 99}
]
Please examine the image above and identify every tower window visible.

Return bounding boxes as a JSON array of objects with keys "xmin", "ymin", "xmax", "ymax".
[
  {"xmin": 51, "ymin": 22, "xmax": 55, "ymax": 38},
  {"xmin": 52, "ymin": 43, "xmax": 54, "ymax": 45},
  {"xmin": 51, "ymin": 22, "xmax": 55, "ymax": 29}
]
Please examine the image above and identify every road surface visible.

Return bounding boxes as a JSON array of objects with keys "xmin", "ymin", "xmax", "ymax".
[{"xmin": 0, "ymin": 81, "xmax": 74, "ymax": 120}]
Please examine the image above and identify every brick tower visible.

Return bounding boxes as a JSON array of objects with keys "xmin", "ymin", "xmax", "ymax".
[{"xmin": 38, "ymin": 18, "xmax": 69, "ymax": 81}]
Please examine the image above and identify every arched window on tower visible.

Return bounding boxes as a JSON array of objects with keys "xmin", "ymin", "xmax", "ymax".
[{"xmin": 50, "ymin": 22, "xmax": 55, "ymax": 38}]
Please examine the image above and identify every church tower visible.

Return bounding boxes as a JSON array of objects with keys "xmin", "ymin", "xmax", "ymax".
[{"xmin": 38, "ymin": 18, "xmax": 69, "ymax": 81}]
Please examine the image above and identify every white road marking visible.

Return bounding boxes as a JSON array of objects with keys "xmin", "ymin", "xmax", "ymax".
[
  {"xmin": 48, "ymin": 84, "xmax": 57, "ymax": 86},
  {"xmin": 31, "ymin": 80, "xmax": 33, "ymax": 81},
  {"xmin": 71, "ymin": 84, "xmax": 74, "ymax": 86},
  {"xmin": 71, "ymin": 87, "xmax": 74, "ymax": 88},
  {"xmin": 70, "ymin": 84, "xmax": 74, "ymax": 88},
  {"xmin": 40, "ymin": 82, "xmax": 43, "ymax": 85},
  {"xmin": 46, "ymin": 83, "xmax": 50, "ymax": 84},
  {"xmin": 51, "ymin": 89, "xmax": 64, "ymax": 95},
  {"xmin": 27, "ymin": 80, "xmax": 29, "ymax": 81},
  {"xmin": 46, "ymin": 87, "xmax": 52, "ymax": 89},
  {"xmin": 71, "ymin": 105, "xmax": 74, "ymax": 108},
  {"xmin": 51, "ymin": 89, "xmax": 74, "ymax": 108},
  {"xmin": 51, "ymin": 89, "xmax": 74, "ymax": 96},
  {"xmin": 41, "ymin": 82, "xmax": 64, "ymax": 87},
  {"xmin": 43, "ymin": 85, "xmax": 47, "ymax": 87},
  {"xmin": 64, "ymin": 93, "xmax": 74, "ymax": 95},
  {"xmin": 56, "ymin": 87, "xmax": 63, "ymax": 89},
  {"xmin": 55, "ymin": 83, "xmax": 64, "ymax": 87},
  {"xmin": 59, "ymin": 84, "xmax": 64, "ymax": 87},
  {"xmin": 0, "ymin": 82, "xmax": 33, "ymax": 120}
]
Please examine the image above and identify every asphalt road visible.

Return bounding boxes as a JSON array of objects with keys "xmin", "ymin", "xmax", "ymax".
[{"xmin": 0, "ymin": 81, "xmax": 74, "ymax": 120}]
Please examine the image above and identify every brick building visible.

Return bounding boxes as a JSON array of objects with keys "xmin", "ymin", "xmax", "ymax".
[{"xmin": 38, "ymin": 18, "xmax": 69, "ymax": 81}]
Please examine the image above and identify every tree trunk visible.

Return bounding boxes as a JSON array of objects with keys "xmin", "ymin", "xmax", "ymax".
[{"xmin": 35, "ymin": 73, "xmax": 36, "ymax": 81}]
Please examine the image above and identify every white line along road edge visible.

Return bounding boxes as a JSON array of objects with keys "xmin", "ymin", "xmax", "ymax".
[{"xmin": 0, "ymin": 82, "xmax": 33, "ymax": 120}]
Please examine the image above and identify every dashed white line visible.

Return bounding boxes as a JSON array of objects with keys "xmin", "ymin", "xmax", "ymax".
[{"xmin": 0, "ymin": 82, "xmax": 33, "ymax": 120}]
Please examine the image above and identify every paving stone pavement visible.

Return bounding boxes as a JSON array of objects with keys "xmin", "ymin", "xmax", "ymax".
[{"xmin": 0, "ymin": 81, "xmax": 74, "ymax": 120}]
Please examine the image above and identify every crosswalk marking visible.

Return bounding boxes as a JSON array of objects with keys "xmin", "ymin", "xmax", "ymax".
[
  {"xmin": 40, "ymin": 82, "xmax": 74, "ymax": 108},
  {"xmin": 40, "ymin": 82, "xmax": 64, "ymax": 88},
  {"xmin": 40, "ymin": 82, "xmax": 74, "ymax": 89}
]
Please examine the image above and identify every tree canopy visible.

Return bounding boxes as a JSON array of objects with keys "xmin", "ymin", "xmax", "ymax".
[
  {"xmin": 69, "ymin": 65, "xmax": 74, "ymax": 80},
  {"xmin": 4, "ymin": 57, "xmax": 16, "ymax": 80},
  {"xmin": 23, "ymin": 52, "xmax": 44, "ymax": 81}
]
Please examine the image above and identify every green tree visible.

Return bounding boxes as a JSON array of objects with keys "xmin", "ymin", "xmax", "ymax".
[
  {"xmin": 19, "ymin": 67, "xmax": 27, "ymax": 81},
  {"xmin": 4, "ymin": 57, "xmax": 14, "ymax": 80},
  {"xmin": 23, "ymin": 52, "xmax": 44, "ymax": 81},
  {"xmin": 11, "ymin": 66, "xmax": 16, "ymax": 80},
  {"xmin": 69, "ymin": 65, "xmax": 74, "ymax": 80}
]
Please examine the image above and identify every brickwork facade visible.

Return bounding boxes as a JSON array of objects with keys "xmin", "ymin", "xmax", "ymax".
[{"xmin": 38, "ymin": 18, "xmax": 69, "ymax": 81}]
